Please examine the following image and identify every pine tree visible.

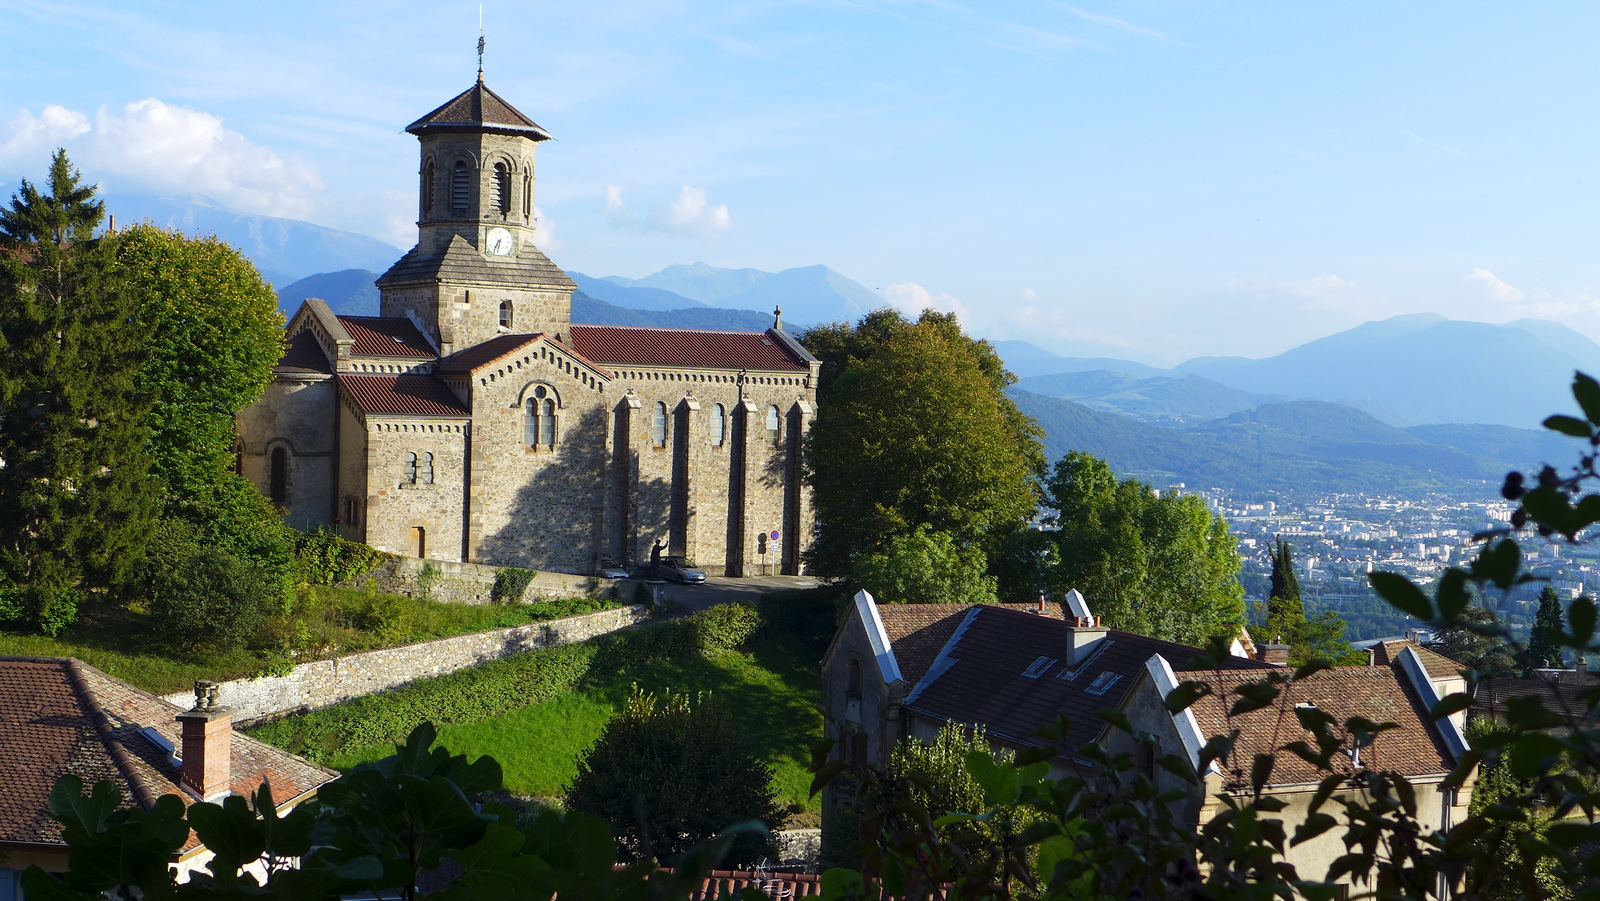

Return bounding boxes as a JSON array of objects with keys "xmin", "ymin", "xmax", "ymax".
[
  {"xmin": 1523, "ymin": 585, "xmax": 1567, "ymax": 674},
  {"xmin": 0, "ymin": 150, "xmax": 157, "ymax": 633},
  {"xmin": 1264, "ymin": 536, "xmax": 1304, "ymax": 634}
]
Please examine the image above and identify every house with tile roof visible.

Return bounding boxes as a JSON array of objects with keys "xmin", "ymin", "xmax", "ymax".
[
  {"xmin": 0, "ymin": 657, "xmax": 337, "ymax": 895},
  {"xmin": 821, "ymin": 592, "xmax": 1473, "ymax": 884},
  {"xmin": 237, "ymin": 76, "xmax": 818, "ymax": 576}
]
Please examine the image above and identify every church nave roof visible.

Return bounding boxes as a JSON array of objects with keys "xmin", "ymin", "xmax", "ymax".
[
  {"xmin": 338, "ymin": 315, "xmax": 438, "ymax": 359},
  {"xmin": 569, "ymin": 325, "xmax": 812, "ymax": 372},
  {"xmin": 340, "ymin": 374, "xmax": 469, "ymax": 417}
]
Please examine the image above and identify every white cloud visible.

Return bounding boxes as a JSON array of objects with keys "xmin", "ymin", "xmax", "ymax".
[
  {"xmin": 602, "ymin": 183, "xmax": 729, "ymax": 236},
  {"xmin": 665, "ymin": 185, "xmax": 730, "ymax": 235},
  {"xmin": 91, "ymin": 98, "xmax": 322, "ymax": 218},
  {"xmin": 881, "ymin": 281, "xmax": 970, "ymax": 323},
  {"xmin": 531, "ymin": 205, "xmax": 565, "ymax": 254},
  {"xmin": 1466, "ymin": 268, "xmax": 1525, "ymax": 302},
  {"xmin": 1021, "ymin": 286, "xmax": 1036, "ymax": 301},
  {"xmin": 0, "ymin": 105, "xmax": 92, "ymax": 167}
]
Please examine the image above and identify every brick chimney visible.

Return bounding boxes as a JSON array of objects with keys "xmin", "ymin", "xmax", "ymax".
[
  {"xmin": 176, "ymin": 681, "xmax": 231, "ymax": 800},
  {"xmin": 1257, "ymin": 642, "xmax": 1290, "ymax": 666}
]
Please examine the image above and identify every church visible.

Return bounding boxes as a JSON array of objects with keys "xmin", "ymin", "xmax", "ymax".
[{"xmin": 236, "ymin": 75, "xmax": 818, "ymax": 577}]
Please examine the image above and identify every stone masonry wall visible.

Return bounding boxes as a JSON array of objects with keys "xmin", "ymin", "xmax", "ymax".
[
  {"xmin": 161, "ymin": 605, "xmax": 650, "ymax": 723},
  {"xmin": 366, "ymin": 556, "xmax": 619, "ymax": 605},
  {"xmin": 237, "ymin": 374, "xmax": 338, "ymax": 530},
  {"xmin": 363, "ymin": 418, "xmax": 469, "ymax": 562}
]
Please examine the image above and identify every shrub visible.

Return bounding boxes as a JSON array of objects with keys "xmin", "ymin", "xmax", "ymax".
[
  {"xmin": 294, "ymin": 527, "xmax": 387, "ymax": 585},
  {"xmin": 148, "ymin": 547, "xmax": 278, "ymax": 651},
  {"xmin": 492, "ymin": 566, "xmax": 537, "ymax": 604},
  {"xmin": 851, "ymin": 524, "xmax": 998, "ymax": 605},
  {"xmin": 0, "ymin": 587, "xmax": 82, "ymax": 637},
  {"xmin": 692, "ymin": 602, "xmax": 761, "ymax": 654},
  {"xmin": 566, "ymin": 688, "xmax": 778, "ymax": 866}
]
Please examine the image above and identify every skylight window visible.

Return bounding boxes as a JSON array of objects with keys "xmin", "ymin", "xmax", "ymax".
[
  {"xmin": 1022, "ymin": 655, "xmax": 1058, "ymax": 679},
  {"xmin": 139, "ymin": 726, "xmax": 181, "ymax": 768},
  {"xmin": 1084, "ymin": 671, "xmax": 1122, "ymax": 696}
]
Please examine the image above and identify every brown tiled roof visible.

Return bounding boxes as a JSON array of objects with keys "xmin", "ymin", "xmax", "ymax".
[
  {"xmin": 903, "ymin": 607, "xmax": 1274, "ymax": 757},
  {"xmin": 274, "ymin": 329, "xmax": 331, "ymax": 374},
  {"xmin": 340, "ymin": 374, "xmax": 469, "ymax": 417},
  {"xmin": 437, "ymin": 334, "xmax": 542, "ymax": 375},
  {"xmin": 378, "ymin": 234, "xmax": 575, "ymax": 292},
  {"xmin": 879, "ymin": 603, "xmax": 1065, "ymax": 688},
  {"xmin": 1186, "ymin": 667, "xmax": 1454, "ymax": 787},
  {"xmin": 1475, "ymin": 670, "xmax": 1598, "ymax": 721},
  {"xmin": 405, "ymin": 80, "xmax": 552, "ymax": 139},
  {"xmin": 569, "ymin": 325, "xmax": 810, "ymax": 372},
  {"xmin": 0, "ymin": 657, "xmax": 336, "ymax": 848},
  {"xmin": 337, "ymin": 316, "xmax": 437, "ymax": 358},
  {"xmin": 1370, "ymin": 639, "xmax": 1461, "ymax": 680}
]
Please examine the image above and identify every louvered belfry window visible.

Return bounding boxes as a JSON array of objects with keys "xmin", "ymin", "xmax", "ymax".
[
  {"xmin": 495, "ymin": 162, "xmax": 512, "ymax": 214},
  {"xmin": 451, "ymin": 162, "xmax": 470, "ymax": 211},
  {"xmin": 423, "ymin": 161, "xmax": 436, "ymax": 215}
]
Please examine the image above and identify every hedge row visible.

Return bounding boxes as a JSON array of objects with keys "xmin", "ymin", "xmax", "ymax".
[{"xmin": 249, "ymin": 603, "xmax": 764, "ymax": 763}]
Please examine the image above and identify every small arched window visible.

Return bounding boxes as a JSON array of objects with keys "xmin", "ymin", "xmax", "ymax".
[
  {"xmin": 451, "ymin": 162, "xmax": 470, "ymax": 211},
  {"xmin": 848, "ymin": 658, "xmax": 862, "ymax": 695},
  {"xmin": 766, "ymin": 405, "xmax": 781, "ymax": 447},
  {"xmin": 423, "ymin": 161, "xmax": 436, "ymax": 214},
  {"xmin": 651, "ymin": 402, "xmax": 668, "ymax": 447},
  {"xmin": 269, "ymin": 447, "xmax": 288, "ymax": 505},
  {"xmin": 404, "ymin": 452, "xmax": 418, "ymax": 484},
  {"xmin": 525, "ymin": 386, "xmax": 557, "ymax": 447},
  {"xmin": 494, "ymin": 161, "xmax": 512, "ymax": 214},
  {"xmin": 523, "ymin": 175, "xmax": 532, "ymax": 217},
  {"xmin": 420, "ymin": 452, "xmax": 435, "ymax": 485},
  {"xmin": 499, "ymin": 300, "xmax": 514, "ymax": 330},
  {"xmin": 710, "ymin": 403, "xmax": 726, "ymax": 447}
]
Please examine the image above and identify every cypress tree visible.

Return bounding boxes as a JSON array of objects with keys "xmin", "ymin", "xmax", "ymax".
[
  {"xmin": 1523, "ymin": 585, "xmax": 1567, "ymax": 674},
  {"xmin": 0, "ymin": 150, "xmax": 157, "ymax": 633},
  {"xmin": 1263, "ymin": 536, "xmax": 1305, "ymax": 638}
]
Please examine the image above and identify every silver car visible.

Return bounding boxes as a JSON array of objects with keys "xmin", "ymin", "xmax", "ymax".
[
  {"xmin": 597, "ymin": 557, "xmax": 630, "ymax": 580},
  {"xmin": 658, "ymin": 556, "xmax": 707, "ymax": 584}
]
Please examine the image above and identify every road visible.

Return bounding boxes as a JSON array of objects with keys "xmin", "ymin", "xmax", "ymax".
[{"xmin": 632, "ymin": 574, "xmax": 821, "ymax": 613}]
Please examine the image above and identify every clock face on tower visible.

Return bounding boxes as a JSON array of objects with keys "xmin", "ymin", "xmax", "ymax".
[{"xmin": 485, "ymin": 227, "xmax": 514, "ymax": 256}]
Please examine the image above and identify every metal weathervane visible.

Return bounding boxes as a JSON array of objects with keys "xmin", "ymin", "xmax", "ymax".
[{"xmin": 477, "ymin": 5, "xmax": 486, "ymax": 80}]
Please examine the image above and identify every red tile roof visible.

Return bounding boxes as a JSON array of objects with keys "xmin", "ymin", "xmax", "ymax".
[
  {"xmin": 901, "ymin": 606, "xmax": 1273, "ymax": 757},
  {"xmin": 436, "ymin": 333, "xmax": 543, "ymax": 375},
  {"xmin": 569, "ymin": 325, "xmax": 809, "ymax": 372},
  {"xmin": 337, "ymin": 316, "xmax": 437, "ymax": 358},
  {"xmin": 0, "ymin": 656, "xmax": 336, "ymax": 849},
  {"xmin": 1186, "ymin": 667, "xmax": 1454, "ymax": 787},
  {"xmin": 1369, "ymin": 639, "xmax": 1462, "ymax": 680},
  {"xmin": 879, "ymin": 603, "xmax": 1065, "ymax": 687},
  {"xmin": 405, "ymin": 80, "xmax": 552, "ymax": 140},
  {"xmin": 340, "ymin": 374, "xmax": 469, "ymax": 417}
]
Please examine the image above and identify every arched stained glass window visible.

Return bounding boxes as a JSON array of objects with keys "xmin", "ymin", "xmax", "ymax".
[
  {"xmin": 710, "ymin": 404, "xmax": 726, "ymax": 447},
  {"xmin": 651, "ymin": 402, "xmax": 668, "ymax": 447},
  {"xmin": 766, "ymin": 405, "xmax": 781, "ymax": 447}
]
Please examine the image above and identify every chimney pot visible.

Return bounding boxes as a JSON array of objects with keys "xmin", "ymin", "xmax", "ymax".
[{"xmin": 176, "ymin": 681, "xmax": 231, "ymax": 800}]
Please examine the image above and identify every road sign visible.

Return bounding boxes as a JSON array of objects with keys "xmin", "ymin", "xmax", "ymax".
[{"xmin": 769, "ymin": 530, "xmax": 780, "ymax": 541}]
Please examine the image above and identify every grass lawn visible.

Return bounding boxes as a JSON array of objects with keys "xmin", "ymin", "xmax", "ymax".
[
  {"xmin": 318, "ymin": 626, "xmax": 826, "ymax": 826},
  {"xmin": 0, "ymin": 589, "xmax": 619, "ymax": 695}
]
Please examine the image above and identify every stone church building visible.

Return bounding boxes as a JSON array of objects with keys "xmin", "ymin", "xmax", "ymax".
[{"xmin": 237, "ymin": 76, "xmax": 818, "ymax": 576}]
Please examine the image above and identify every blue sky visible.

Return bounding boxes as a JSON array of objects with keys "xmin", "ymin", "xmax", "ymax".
[{"xmin": 3, "ymin": 1, "xmax": 1598, "ymax": 365}]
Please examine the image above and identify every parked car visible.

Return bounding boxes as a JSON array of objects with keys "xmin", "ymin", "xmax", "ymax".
[
  {"xmin": 657, "ymin": 556, "xmax": 707, "ymax": 584},
  {"xmin": 596, "ymin": 557, "xmax": 630, "ymax": 580}
]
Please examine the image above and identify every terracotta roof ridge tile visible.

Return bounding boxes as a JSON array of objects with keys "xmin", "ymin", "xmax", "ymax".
[
  {"xmin": 571, "ymin": 323, "xmax": 772, "ymax": 337},
  {"xmin": 63, "ymin": 658, "xmax": 169, "ymax": 809}
]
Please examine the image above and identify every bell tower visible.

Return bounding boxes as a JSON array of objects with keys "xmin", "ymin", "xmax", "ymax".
[{"xmin": 377, "ymin": 74, "xmax": 576, "ymax": 355}]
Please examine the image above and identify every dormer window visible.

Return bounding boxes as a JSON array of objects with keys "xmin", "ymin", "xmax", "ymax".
[
  {"xmin": 499, "ymin": 300, "xmax": 514, "ymax": 329},
  {"xmin": 451, "ymin": 161, "xmax": 470, "ymax": 211},
  {"xmin": 494, "ymin": 161, "xmax": 512, "ymax": 215}
]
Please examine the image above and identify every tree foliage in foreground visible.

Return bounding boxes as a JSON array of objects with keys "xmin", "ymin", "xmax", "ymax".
[
  {"xmin": 802, "ymin": 309, "xmax": 1043, "ymax": 582},
  {"xmin": 566, "ymin": 688, "xmax": 779, "ymax": 867},
  {"xmin": 1038, "ymin": 450, "xmax": 1245, "ymax": 645}
]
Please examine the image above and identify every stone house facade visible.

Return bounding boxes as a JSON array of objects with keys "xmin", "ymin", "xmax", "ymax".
[
  {"xmin": 237, "ymin": 76, "xmax": 818, "ymax": 576},
  {"xmin": 821, "ymin": 591, "xmax": 1473, "ymax": 887}
]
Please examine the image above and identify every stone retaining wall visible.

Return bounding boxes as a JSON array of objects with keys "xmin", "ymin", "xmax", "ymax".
[
  {"xmin": 360, "ymin": 556, "xmax": 629, "ymax": 605},
  {"xmin": 773, "ymin": 828, "xmax": 821, "ymax": 871},
  {"xmin": 163, "ymin": 605, "xmax": 651, "ymax": 723}
]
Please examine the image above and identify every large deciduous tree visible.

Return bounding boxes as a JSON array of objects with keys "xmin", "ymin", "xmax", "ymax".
[
  {"xmin": 1041, "ymin": 451, "xmax": 1244, "ymax": 645},
  {"xmin": 0, "ymin": 151, "xmax": 156, "ymax": 632},
  {"xmin": 116, "ymin": 224, "xmax": 290, "ymax": 585},
  {"xmin": 802, "ymin": 310, "xmax": 1042, "ymax": 583}
]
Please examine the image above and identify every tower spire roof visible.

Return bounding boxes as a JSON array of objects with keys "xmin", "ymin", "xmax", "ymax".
[{"xmin": 405, "ymin": 81, "xmax": 552, "ymax": 140}]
